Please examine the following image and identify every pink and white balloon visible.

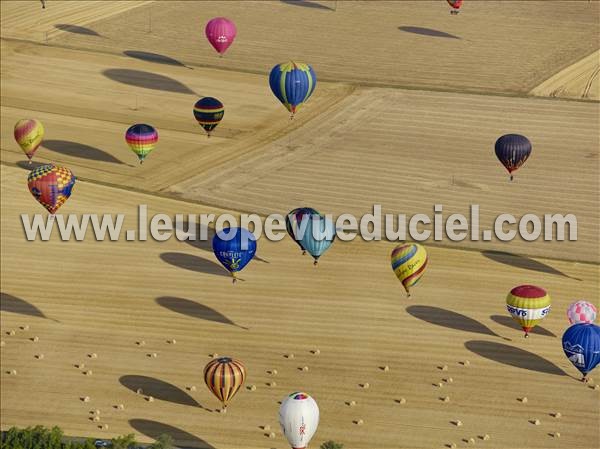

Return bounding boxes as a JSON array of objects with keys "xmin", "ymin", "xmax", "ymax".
[
  {"xmin": 567, "ymin": 300, "xmax": 597, "ymax": 324},
  {"xmin": 205, "ymin": 17, "xmax": 237, "ymax": 56},
  {"xmin": 279, "ymin": 392, "xmax": 319, "ymax": 449}
]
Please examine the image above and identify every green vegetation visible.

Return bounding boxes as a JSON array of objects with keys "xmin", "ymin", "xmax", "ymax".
[
  {"xmin": 320, "ymin": 441, "xmax": 344, "ymax": 449},
  {"xmin": 0, "ymin": 426, "xmax": 172, "ymax": 449}
]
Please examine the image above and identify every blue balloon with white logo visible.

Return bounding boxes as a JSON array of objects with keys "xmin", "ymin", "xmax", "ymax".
[
  {"xmin": 298, "ymin": 214, "xmax": 335, "ymax": 265},
  {"xmin": 212, "ymin": 227, "xmax": 257, "ymax": 283},
  {"xmin": 562, "ymin": 323, "xmax": 600, "ymax": 380}
]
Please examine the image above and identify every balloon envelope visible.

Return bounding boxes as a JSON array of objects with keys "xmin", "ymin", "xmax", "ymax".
[
  {"xmin": 212, "ymin": 227, "xmax": 257, "ymax": 278},
  {"xmin": 204, "ymin": 357, "xmax": 246, "ymax": 408},
  {"xmin": 14, "ymin": 119, "xmax": 44, "ymax": 160},
  {"xmin": 506, "ymin": 285, "xmax": 551, "ymax": 336},
  {"xmin": 494, "ymin": 134, "xmax": 532, "ymax": 180},
  {"xmin": 279, "ymin": 392, "xmax": 319, "ymax": 449},
  {"xmin": 391, "ymin": 243, "xmax": 428, "ymax": 296},
  {"xmin": 205, "ymin": 17, "xmax": 237, "ymax": 55},
  {"xmin": 126, "ymin": 124, "xmax": 158, "ymax": 163},
  {"xmin": 562, "ymin": 323, "xmax": 600, "ymax": 377},
  {"xmin": 567, "ymin": 300, "xmax": 597, "ymax": 324},
  {"xmin": 286, "ymin": 207, "xmax": 320, "ymax": 252},
  {"xmin": 269, "ymin": 61, "xmax": 317, "ymax": 116},
  {"xmin": 297, "ymin": 214, "xmax": 335, "ymax": 263},
  {"xmin": 447, "ymin": 0, "xmax": 463, "ymax": 9},
  {"xmin": 193, "ymin": 97, "xmax": 224, "ymax": 136},
  {"xmin": 27, "ymin": 164, "xmax": 76, "ymax": 214}
]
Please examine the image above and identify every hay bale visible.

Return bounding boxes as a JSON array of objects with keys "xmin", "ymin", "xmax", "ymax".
[
  {"xmin": 35, "ymin": 354, "xmax": 44, "ymax": 360},
  {"xmin": 248, "ymin": 384, "xmax": 256, "ymax": 391},
  {"xmin": 94, "ymin": 409, "xmax": 100, "ymax": 415},
  {"xmin": 21, "ymin": 325, "xmax": 30, "ymax": 331},
  {"xmin": 520, "ymin": 397, "xmax": 528, "ymax": 403},
  {"xmin": 312, "ymin": 349, "xmax": 321, "ymax": 355},
  {"xmin": 76, "ymin": 363, "xmax": 85, "ymax": 369},
  {"xmin": 552, "ymin": 412, "xmax": 561, "ymax": 418},
  {"xmin": 103, "ymin": 424, "xmax": 109, "ymax": 430},
  {"xmin": 593, "ymin": 384, "xmax": 600, "ymax": 390},
  {"xmin": 82, "ymin": 396, "xmax": 90, "ymax": 402},
  {"xmin": 442, "ymin": 396, "xmax": 450, "ymax": 403},
  {"xmin": 482, "ymin": 434, "xmax": 490, "ymax": 441},
  {"xmin": 268, "ymin": 381, "xmax": 277, "ymax": 387},
  {"xmin": 437, "ymin": 382, "xmax": 443, "ymax": 387},
  {"xmin": 263, "ymin": 425, "xmax": 271, "ymax": 431},
  {"xmin": 270, "ymin": 369, "xmax": 278, "ymax": 375},
  {"xmin": 453, "ymin": 420, "xmax": 463, "ymax": 427},
  {"xmin": 8, "ymin": 330, "xmax": 16, "ymax": 336},
  {"xmin": 136, "ymin": 388, "xmax": 143, "ymax": 394},
  {"xmin": 89, "ymin": 353, "xmax": 98, "ymax": 359},
  {"xmin": 349, "ymin": 400, "xmax": 357, "ymax": 406},
  {"xmin": 396, "ymin": 398, "xmax": 406, "ymax": 404},
  {"xmin": 151, "ymin": 352, "xmax": 158, "ymax": 358},
  {"xmin": 268, "ymin": 432, "xmax": 276, "ymax": 439},
  {"xmin": 446, "ymin": 377, "xmax": 454, "ymax": 383},
  {"xmin": 285, "ymin": 353, "xmax": 295, "ymax": 359},
  {"xmin": 531, "ymin": 419, "xmax": 540, "ymax": 425},
  {"xmin": 10, "ymin": 369, "xmax": 17, "ymax": 375},
  {"xmin": 382, "ymin": 365, "xmax": 390, "ymax": 372},
  {"xmin": 553, "ymin": 432, "xmax": 561, "ymax": 438},
  {"xmin": 448, "ymin": 444, "xmax": 457, "ymax": 449},
  {"xmin": 361, "ymin": 382, "xmax": 370, "ymax": 389},
  {"xmin": 136, "ymin": 341, "xmax": 146, "ymax": 346},
  {"xmin": 302, "ymin": 366, "xmax": 309, "ymax": 372},
  {"xmin": 467, "ymin": 437, "xmax": 475, "ymax": 444},
  {"xmin": 167, "ymin": 339, "xmax": 176, "ymax": 344},
  {"xmin": 147, "ymin": 396, "xmax": 154, "ymax": 402},
  {"xmin": 93, "ymin": 416, "xmax": 100, "ymax": 422},
  {"xmin": 354, "ymin": 419, "xmax": 364, "ymax": 426},
  {"xmin": 117, "ymin": 404, "xmax": 124, "ymax": 410},
  {"xmin": 210, "ymin": 353, "xmax": 219, "ymax": 358},
  {"xmin": 461, "ymin": 360, "xmax": 470, "ymax": 366},
  {"xmin": 32, "ymin": 336, "xmax": 39, "ymax": 342},
  {"xmin": 441, "ymin": 365, "xmax": 448, "ymax": 371},
  {"xmin": 188, "ymin": 386, "xmax": 197, "ymax": 392},
  {"xmin": 85, "ymin": 370, "xmax": 93, "ymax": 376}
]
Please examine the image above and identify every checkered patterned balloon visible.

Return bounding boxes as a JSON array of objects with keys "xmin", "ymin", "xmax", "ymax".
[
  {"xmin": 567, "ymin": 300, "xmax": 597, "ymax": 324},
  {"xmin": 27, "ymin": 164, "xmax": 76, "ymax": 214}
]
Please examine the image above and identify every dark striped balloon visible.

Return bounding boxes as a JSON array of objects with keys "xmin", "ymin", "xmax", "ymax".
[
  {"xmin": 204, "ymin": 356, "xmax": 246, "ymax": 411},
  {"xmin": 193, "ymin": 97, "xmax": 224, "ymax": 137},
  {"xmin": 494, "ymin": 134, "xmax": 532, "ymax": 181}
]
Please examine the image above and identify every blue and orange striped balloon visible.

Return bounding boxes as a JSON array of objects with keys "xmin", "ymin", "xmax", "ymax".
[
  {"xmin": 391, "ymin": 243, "xmax": 428, "ymax": 297},
  {"xmin": 193, "ymin": 97, "xmax": 224, "ymax": 137},
  {"xmin": 204, "ymin": 356, "xmax": 246, "ymax": 411},
  {"xmin": 125, "ymin": 124, "xmax": 158, "ymax": 164},
  {"xmin": 269, "ymin": 61, "xmax": 316, "ymax": 118}
]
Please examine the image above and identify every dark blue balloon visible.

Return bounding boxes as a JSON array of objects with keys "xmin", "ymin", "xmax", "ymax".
[
  {"xmin": 562, "ymin": 323, "xmax": 600, "ymax": 378},
  {"xmin": 212, "ymin": 227, "xmax": 257, "ymax": 281},
  {"xmin": 494, "ymin": 134, "xmax": 532, "ymax": 180}
]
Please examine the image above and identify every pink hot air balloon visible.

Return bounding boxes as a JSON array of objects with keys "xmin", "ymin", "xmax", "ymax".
[
  {"xmin": 567, "ymin": 300, "xmax": 597, "ymax": 324},
  {"xmin": 205, "ymin": 17, "xmax": 237, "ymax": 56}
]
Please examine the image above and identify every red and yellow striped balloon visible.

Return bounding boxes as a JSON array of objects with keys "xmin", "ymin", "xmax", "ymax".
[
  {"xmin": 203, "ymin": 357, "xmax": 246, "ymax": 411},
  {"xmin": 14, "ymin": 119, "xmax": 44, "ymax": 162}
]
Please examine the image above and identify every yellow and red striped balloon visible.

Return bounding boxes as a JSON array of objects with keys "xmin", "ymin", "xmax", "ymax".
[
  {"xmin": 391, "ymin": 243, "xmax": 428, "ymax": 297},
  {"xmin": 204, "ymin": 356, "xmax": 246, "ymax": 411},
  {"xmin": 506, "ymin": 285, "xmax": 551, "ymax": 337},
  {"xmin": 14, "ymin": 119, "xmax": 44, "ymax": 162}
]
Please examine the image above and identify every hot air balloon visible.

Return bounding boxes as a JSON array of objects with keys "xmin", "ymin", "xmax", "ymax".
[
  {"xmin": 269, "ymin": 61, "xmax": 316, "ymax": 119},
  {"xmin": 279, "ymin": 392, "xmax": 319, "ymax": 449},
  {"xmin": 567, "ymin": 300, "xmax": 597, "ymax": 324},
  {"xmin": 204, "ymin": 357, "xmax": 246, "ymax": 411},
  {"xmin": 27, "ymin": 164, "xmax": 75, "ymax": 215},
  {"xmin": 447, "ymin": 0, "xmax": 463, "ymax": 14},
  {"xmin": 297, "ymin": 213, "xmax": 335, "ymax": 265},
  {"xmin": 205, "ymin": 17, "xmax": 237, "ymax": 56},
  {"xmin": 391, "ymin": 243, "xmax": 428, "ymax": 297},
  {"xmin": 14, "ymin": 119, "xmax": 44, "ymax": 163},
  {"xmin": 506, "ymin": 285, "xmax": 551, "ymax": 337},
  {"xmin": 212, "ymin": 227, "xmax": 257, "ymax": 282},
  {"xmin": 562, "ymin": 323, "xmax": 600, "ymax": 382},
  {"xmin": 193, "ymin": 97, "xmax": 224, "ymax": 137},
  {"xmin": 286, "ymin": 207, "xmax": 321, "ymax": 255},
  {"xmin": 494, "ymin": 134, "xmax": 532, "ymax": 181},
  {"xmin": 125, "ymin": 124, "xmax": 158, "ymax": 164}
]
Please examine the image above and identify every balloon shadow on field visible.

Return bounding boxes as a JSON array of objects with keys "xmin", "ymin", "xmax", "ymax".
[
  {"xmin": 124, "ymin": 50, "xmax": 193, "ymax": 69},
  {"xmin": 465, "ymin": 340, "xmax": 567, "ymax": 376},
  {"xmin": 120, "ymin": 375, "xmax": 210, "ymax": 409},
  {"xmin": 16, "ymin": 161, "xmax": 47, "ymax": 171},
  {"xmin": 55, "ymin": 24, "xmax": 101, "ymax": 36},
  {"xmin": 160, "ymin": 252, "xmax": 230, "ymax": 277},
  {"xmin": 155, "ymin": 296, "xmax": 248, "ymax": 330},
  {"xmin": 490, "ymin": 315, "xmax": 556, "ymax": 337},
  {"xmin": 129, "ymin": 419, "xmax": 216, "ymax": 448},
  {"xmin": 481, "ymin": 250, "xmax": 580, "ymax": 280},
  {"xmin": 178, "ymin": 221, "xmax": 270, "ymax": 264},
  {"xmin": 102, "ymin": 69, "xmax": 198, "ymax": 95},
  {"xmin": 42, "ymin": 140, "xmax": 129, "ymax": 165},
  {"xmin": 398, "ymin": 26, "xmax": 461, "ymax": 39},
  {"xmin": 407, "ymin": 305, "xmax": 507, "ymax": 339},
  {"xmin": 280, "ymin": 0, "xmax": 335, "ymax": 11},
  {"xmin": 0, "ymin": 292, "xmax": 57, "ymax": 322}
]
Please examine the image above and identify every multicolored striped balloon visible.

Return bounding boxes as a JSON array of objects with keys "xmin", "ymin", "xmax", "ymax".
[
  {"xmin": 125, "ymin": 124, "xmax": 158, "ymax": 164},
  {"xmin": 506, "ymin": 285, "xmax": 551, "ymax": 337},
  {"xmin": 567, "ymin": 300, "xmax": 597, "ymax": 324},
  {"xmin": 269, "ymin": 61, "xmax": 317, "ymax": 118},
  {"xmin": 14, "ymin": 119, "xmax": 44, "ymax": 162},
  {"xmin": 27, "ymin": 164, "xmax": 76, "ymax": 214},
  {"xmin": 203, "ymin": 357, "xmax": 246, "ymax": 411},
  {"xmin": 193, "ymin": 97, "xmax": 224, "ymax": 137},
  {"xmin": 391, "ymin": 243, "xmax": 428, "ymax": 297}
]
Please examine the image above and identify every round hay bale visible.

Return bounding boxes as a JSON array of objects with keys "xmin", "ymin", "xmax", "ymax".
[
  {"xmin": 117, "ymin": 404, "xmax": 124, "ymax": 410},
  {"xmin": 271, "ymin": 369, "xmax": 278, "ymax": 375},
  {"xmin": 93, "ymin": 416, "xmax": 100, "ymax": 422},
  {"xmin": 10, "ymin": 369, "xmax": 17, "ymax": 375},
  {"xmin": 593, "ymin": 384, "xmax": 600, "ymax": 390},
  {"xmin": 248, "ymin": 384, "xmax": 257, "ymax": 391},
  {"xmin": 85, "ymin": 370, "xmax": 93, "ymax": 376},
  {"xmin": 446, "ymin": 377, "xmax": 454, "ymax": 383},
  {"xmin": 443, "ymin": 396, "xmax": 450, "ymax": 403},
  {"xmin": 449, "ymin": 443, "xmax": 457, "ymax": 449},
  {"xmin": 147, "ymin": 396, "xmax": 154, "ymax": 402},
  {"xmin": 168, "ymin": 339, "xmax": 176, "ymax": 344},
  {"xmin": 482, "ymin": 434, "xmax": 490, "ymax": 441},
  {"xmin": 302, "ymin": 366, "xmax": 309, "ymax": 372},
  {"xmin": 453, "ymin": 420, "xmax": 463, "ymax": 427},
  {"xmin": 462, "ymin": 360, "xmax": 470, "ymax": 366},
  {"xmin": 136, "ymin": 388, "xmax": 143, "ymax": 394},
  {"xmin": 94, "ymin": 409, "xmax": 100, "ymax": 415},
  {"xmin": 553, "ymin": 432, "xmax": 561, "ymax": 438},
  {"xmin": 82, "ymin": 396, "xmax": 90, "ymax": 402},
  {"xmin": 553, "ymin": 412, "xmax": 561, "ymax": 418},
  {"xmin": 441, "ymin": 365, "xmax": 448, "ymax": 371},
  {"xmin": 397, "ymin": 398, "xmax": 406, "ymax": 404},
  {"xmin": 8, "ymin": 330, "xmax": 16, "ymax": 336},
  {"xmin": 286, "ymin": 353, "xmax": 295, "ymax": 359},
  {"xmin": 382, "ymin": 365, "xmax": 390, "ymax": 372},
  {"xmin": 137, "ymin": 341, "xmax": 145, "ymax": 346},
  {"xmin": 103, "ymin": 424, "xmax": 109, "ymax": 430},
  {"xmin": 268, "ymin": 432, "xmax": 276, "ymax": 439},
  {"xmin": 468, "ymin": 437, "xmax": 475, "ymax": 444},
  {"xmin": 151, "ymin": 352, "xmax": 158, "ymax": 358},
  {"xmin": 189, "ymin": 386, "xmax": 197, "ymax": 392},
  {"xmin": 520, "ymin": 397, "xmax": 528, "ymax": 403},
  {"xmin": 32, "ymin": 336, "xmax": 39, "ymax": 342},
  {"xmin": 263, "ymin": 425, "xmax": 271, "ymax": 431},
  {"xmin": 268, "ymin": 381, "xmax": 277, "ymax": 387},
  {"xmin": 362, "ymin": 382, "xmax": 370, "ymax": 389},
  {"xmin": 35, "ymin": 354, "xmax": 44, "ymax": 360},
  {"xmin": 349, "ymin": 400, "xmax": 356, "ymax": 406},
  {"xmin": 313, "ymin": 349, "xmax": 320, "ymax": 355},
  {"xmin": 531, "ymin": 419, "xmax": 540, "ymax": 425},
  {"xmin": 89, "ymin": 353, "xmax": 97, "ymax": 359},
  {"xmin": 354, "ymin": 419, "xmax": 364, "ymax": 426},
  {"xmin": 77, "ymin": 363, "xmax": 85, "ymax": 369},
  {"xmin": 211, "ymin": 353, "xmax": 219, "ymax": 358}
]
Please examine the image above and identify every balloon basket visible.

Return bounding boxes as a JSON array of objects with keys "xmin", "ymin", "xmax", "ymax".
[
  {"xmin": 313, "ymin": 260, "xmax": 318, "ymax": 267},
  {"xmin": 302, "ymin": 250, "xmax": 306, "ymax": 256}
]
